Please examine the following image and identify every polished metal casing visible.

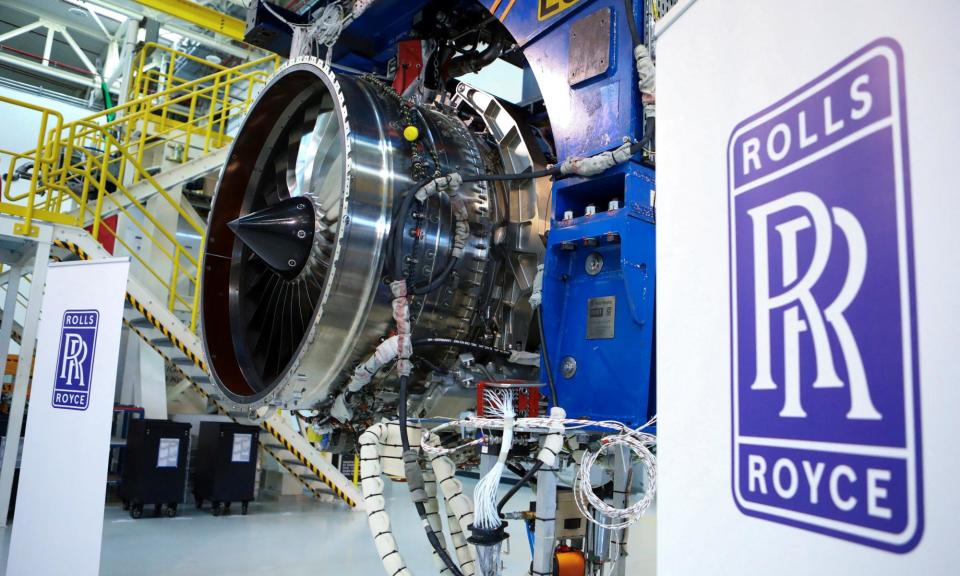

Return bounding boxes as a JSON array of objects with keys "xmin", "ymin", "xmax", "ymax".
[
  {"xmin": 203, "ymin": 57, "xmax": 401, "ymax": 410},
  {"xmin": 202, "ymin": 57, "xmax": 506, "ymax": 412}
]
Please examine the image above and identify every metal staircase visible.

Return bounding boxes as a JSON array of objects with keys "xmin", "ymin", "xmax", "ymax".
[{"xmin": 0, "ymin": 43, "xmax": 362, "ymax": 510}]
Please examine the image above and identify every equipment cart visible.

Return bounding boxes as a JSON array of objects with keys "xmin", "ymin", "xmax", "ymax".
[
  {"xmin": 193, "ymin": 422, "xmax": 259, "ymax": 515},
  {"xmin": 120, "ymin": 419, "xmax": 191, "ymax": 518}
]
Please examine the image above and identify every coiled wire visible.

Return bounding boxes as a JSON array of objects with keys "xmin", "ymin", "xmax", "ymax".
[{"xmin": 573, "ymin": 432, "xmax": 657, "ymax": 530}]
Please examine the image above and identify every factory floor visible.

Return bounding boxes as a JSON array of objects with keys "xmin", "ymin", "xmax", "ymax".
[{"xmin": 0, "ymin": 478, "xmax": 656, "ymax": 575}]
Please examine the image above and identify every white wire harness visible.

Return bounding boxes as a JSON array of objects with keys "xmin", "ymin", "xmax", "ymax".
[
  {"xmin": 574, "ymin": 429, "xmax": 656, "ymax": 530},
  {"xmin": 472, "ymin": 390, "xmax": 516, "ymax": 531},
  {"xmin": 421, "ymin": 414, "xmax": 658, "ymax": 532},
  {"xmin": 330, "ymin": 277, "xmax": 412, "ymax": 422}
]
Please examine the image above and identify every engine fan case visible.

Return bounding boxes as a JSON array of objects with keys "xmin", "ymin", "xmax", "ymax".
[{"xmin": 201, "ymin": 58, "xmax": 495, "ymax": 411}]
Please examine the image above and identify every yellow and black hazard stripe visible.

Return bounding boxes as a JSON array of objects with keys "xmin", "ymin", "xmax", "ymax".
[
  {"xmin": 55, "ymin": 238, "xmax": 355, "ymax": 506},
  {"xmin": 123, "ymin": 319, "xmax": 210, "ymax": 398},
  {"xmin": 124, "ymin": 292, "xmax": 208, "ymax": 372},
  {"xmin": 53, "ymin": 239, "xmax": 91, "ymax": 260},
  {"xmin": 125, "ymin": 318, "xmax": 336, "ymax": 501},
  {"xmin": 262, "ymin": 418, "xmax": 358, "ymax": 508},
  {"xmin": 259, "ymin": 443, "xmax": 328, "ymax": 500},
  {"xmin": 55, "ymin": 240, "xmax": 208, "ymax": 372}
]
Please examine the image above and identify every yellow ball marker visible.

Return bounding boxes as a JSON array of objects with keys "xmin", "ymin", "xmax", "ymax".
[{"xmin": 403, "ymin": 125, "xmax": 419, "ymax": 142}]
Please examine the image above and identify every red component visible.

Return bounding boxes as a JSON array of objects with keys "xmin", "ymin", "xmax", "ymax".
[
  {"xmin": 476, "ymin": 380, "xmax": 541, "ymax": 418},
  {"xmin": 85, "ymin": 214, "xmax": 118, "ymax": 254},
  {"xmin": 392, "ymin": 39, "xmax": 424, "ymax": 95}
]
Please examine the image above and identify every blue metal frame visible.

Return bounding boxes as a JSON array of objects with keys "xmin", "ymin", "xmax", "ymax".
[
  {"xmin": 487, "ymin": 0, "xmax": 657, "ymax": 426},
  {"xmin": 332, "ymin": 0, "xmax": 657, "ymax": 426}
]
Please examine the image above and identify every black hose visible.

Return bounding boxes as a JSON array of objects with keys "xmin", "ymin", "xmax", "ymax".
[
  {"xmin": 412, "ymin": 255, "xmax": 459, "ymax": 295},
  {"xmin": 497, "ymin": 460, "xmax": 543, "ymax": 517},
  {"xmin": 397, "ymin": 375, "xmax": 465, "ymax": 576},
  {"xmin": 398, "ymin": 375, "xmax": 411, "ymax": 447},
  {"xmin": 461, "ymin": 166, "xmax": 561, "ymax": 183},
  {"xmin": 413, "ymin": 354, "xmax": 446, "ymax": 374},
  {"xmin": 447, "ymin": 37, "xmax": 505, "ymax": 77},
  {"xmin": 411, "ymin": 337, "xmax": 512, "ymax": 358},
  {"xmin": 390, "ymin": 168, "xmax": 563, "ymax": 282},
  {"xmin": 389, "ymin": 182, "xmax": 425, "ymax": 281},
  {"xmin": 537, "ymin": 309, "xmax": 560, "ymax": 408},
  {"xmin": 390, "ymin": 158, "xmax": 631, "ymax": 283},
  {"xmin": 507, "ymin": 461, "xmax": 536, "ymax": 484},
  {"xmin": 624, "ymin": 0, "xmax": 642, "ymax": 47}
]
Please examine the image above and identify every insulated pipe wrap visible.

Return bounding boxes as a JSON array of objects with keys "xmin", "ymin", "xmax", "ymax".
[
  {"xmin": 359, "ymin": 423, "xmax": 413, "ymax": 576},
  {"xmin": 391, "ymin": 280, "xmax": 413, "ymax": 377},
  {"xmin": 537, "ymin": 407, "xmax": 567, "ymax": 467},
  {"xmin": 634, "ymin": 44, "xmax": 656, "ymax": 113},
  {"xmin": 426, "ymin": 441, "xmax": 477, "ymax": 574},
  {"xmin": 423, "ymin": 468, "xmax": 455, "ymax": 575}
]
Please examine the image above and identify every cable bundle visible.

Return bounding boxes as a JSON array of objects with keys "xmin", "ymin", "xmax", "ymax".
[
  {"xmin": 573, "ymin": 432, "xmax": 656, "ymax": 530},
  {"xmin": 472, "ymin": 390, "xmax": 515, "ymax": 531},
  {"xmin": 421, "ymin": 414, "xmax": 658, "ymax": 532}
]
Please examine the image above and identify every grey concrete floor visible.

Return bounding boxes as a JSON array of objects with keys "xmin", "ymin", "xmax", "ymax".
[{"xmin": 0, "ymin": 478, "xmax": 655, "ymax": 575}]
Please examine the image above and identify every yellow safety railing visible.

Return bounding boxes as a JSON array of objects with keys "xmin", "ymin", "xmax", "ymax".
[
  {"xmin": 0, "ymin": 43, "xmax": 280, "ymax": 332},
  {"xmin": 0, "ymin": 101, "xmax": 63, "ymax": 237}
]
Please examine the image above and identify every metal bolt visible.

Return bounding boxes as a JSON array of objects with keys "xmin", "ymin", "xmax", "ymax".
[
  {"xmin": 297, "ymin": 230, "xmax": 306, "ymax": 239},
  {"xmin": 560, "ymin": 356, "xmax": 577, "ymax": 379},
  {"xmin": 288, "ymin": 259, "xmax": 297, "ymax": 267},
  {"xmin": 585, "ymin": 252, "xmax": 603, "ymax": 276}
]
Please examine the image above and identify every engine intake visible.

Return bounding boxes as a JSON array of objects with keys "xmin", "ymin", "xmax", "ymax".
[{"xmin": 201, "ymin": 58, "xmax": 547, "ymax": 417}]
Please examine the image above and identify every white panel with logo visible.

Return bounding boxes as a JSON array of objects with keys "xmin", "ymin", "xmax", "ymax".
[
  {"xmin": 6, "ymin": 258, "xmax": 130, "ymax": 576},
  {"xmin": 656, "ymin": 0, "xmax": 957, "ymax": 573}
]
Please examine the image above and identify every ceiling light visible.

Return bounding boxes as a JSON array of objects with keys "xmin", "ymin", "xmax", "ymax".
[
  {"xmin": 159, "ymin": 29, "xmax": 184, "ymax": 45},
  {"xmin": 62, "ymin": 0, "xmax": 127, "ymax": 23}
]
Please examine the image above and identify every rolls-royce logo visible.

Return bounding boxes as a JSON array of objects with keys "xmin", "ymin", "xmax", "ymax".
[
  {"xmin": 52, "ymin": 309, "xmax": 99, "ymax": 411},
  {"xmin": 728, "ymin": 38, "xmax": 922, "ymax": 552}
]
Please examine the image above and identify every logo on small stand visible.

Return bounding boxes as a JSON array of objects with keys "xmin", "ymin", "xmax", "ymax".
[
  {"xmin": 728, "ymin": 39, "xmax": 922, "ymax": 552},
  {"xmin": 52, "ymin": 309, "xmax": 99, "ymax": 411}
]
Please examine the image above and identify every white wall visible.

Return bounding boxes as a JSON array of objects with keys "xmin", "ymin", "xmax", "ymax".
[
  {"xmin": 656, "ymin": 1, "xmax": 958, "ymax": 573},
  {"xmin": 0, "ymin": 85, "xmax": 94, "ymax": 199}
]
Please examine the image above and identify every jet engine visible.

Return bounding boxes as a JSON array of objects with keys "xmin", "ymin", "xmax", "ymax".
[{"xmin": 201, "ymin": 57, "xmax": 549, "ymax": 433}]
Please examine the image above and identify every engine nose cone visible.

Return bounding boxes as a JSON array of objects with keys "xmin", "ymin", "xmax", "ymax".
[{"xmin": 228, "ymin": 197, "xmax": 315, "ymax": 278}]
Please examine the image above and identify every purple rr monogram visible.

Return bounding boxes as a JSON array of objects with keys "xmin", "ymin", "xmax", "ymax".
[
  {"xmin": 52, "ymin": 309, "xmax": 99, "ymax": 411},
  {"xmin": 728, "ymin": 38, "xmax": 922, "ymax": 553}
]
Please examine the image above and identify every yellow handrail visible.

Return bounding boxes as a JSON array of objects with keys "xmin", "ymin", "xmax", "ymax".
[{"xmin": 0, "ymin": 43, "xmax": 280, "ymax": 332}]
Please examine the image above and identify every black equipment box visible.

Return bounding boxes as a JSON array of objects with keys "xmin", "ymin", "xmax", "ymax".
[
  {"xmin": 193, "ymin": 422, "xmax": 259, "ymax": 515},
  {"xmin": 244, "ymin": 0, "xmax": 307, "ymax": 57},
  {"xmin": 120, "ymin": 419, "xmax": 191, "ymax": 518}
]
